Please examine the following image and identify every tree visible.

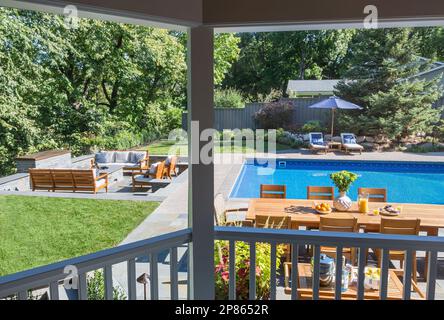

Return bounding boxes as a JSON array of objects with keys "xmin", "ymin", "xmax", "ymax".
[
  {"xmin": 173, "ymin": 32, "xmax": 241, "ymax": 86},
  {"xmin": 214, "ymin": 33, "xmax": 241, "ymax": 86},
  {"xmin": 0, "ymin": 8, "xmax": 56, "ymax": 175},
  {"xmin": 335, "ymin": 28, "xmax": 443, "ymax": 141},
  {"xmin": 223, "ymin": 30, "xmax": 355, "ymax": 100},
  {"xmin": 413, "ymin": 27, "xmax": 444, "ymax": 61},
  {"xmin": 0, "ymin": 7, "xmax": 242, "ymax": 176}
]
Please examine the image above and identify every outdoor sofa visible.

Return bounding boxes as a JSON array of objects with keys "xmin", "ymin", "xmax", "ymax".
[
  {"xmin": 93, "ymin": 150, "xmax": 149, "ymax": 173},
  {"xmin": 29, "ymin": 168, "xmax": 108, "ymax": 193}
]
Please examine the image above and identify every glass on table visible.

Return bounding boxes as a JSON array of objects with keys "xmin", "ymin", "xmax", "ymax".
[{"xmin": 358, "ymin": 193, "xmax": 370, "ymax": 214}]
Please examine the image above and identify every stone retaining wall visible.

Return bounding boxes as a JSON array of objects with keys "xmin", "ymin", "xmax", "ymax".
[
  {"xmin": 0, "ymin": 154, "xmax": 96, "ymax": 192},
  {"xmin": 0, "ymin": 173, "xmax": 30, "ymax": 191}
]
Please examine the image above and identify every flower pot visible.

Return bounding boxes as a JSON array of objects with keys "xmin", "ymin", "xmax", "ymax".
[{"xmin": 333, "ymin": 192, "xmax": 353, "ymax": 211}]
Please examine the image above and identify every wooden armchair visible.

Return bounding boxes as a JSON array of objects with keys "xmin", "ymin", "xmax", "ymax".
[
  {"xmin": 163, "ymin": 156, "xmax": 178, "ymax": 179},
  {"xmin": 214, "ymin": 193, "xmax": 251, "ymax": 227},
  {"xmin": 132, "ymin": 161, "xmax": 165, "ymax": 191}
]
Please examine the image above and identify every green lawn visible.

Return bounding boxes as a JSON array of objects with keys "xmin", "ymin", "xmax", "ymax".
[
  {"xmin": 141, "ymin": 140, "xmax": 290, "ymax": 155},
  {"xmin": 0, "ymin": 196, "xmax": 159, "ymax": 276}
]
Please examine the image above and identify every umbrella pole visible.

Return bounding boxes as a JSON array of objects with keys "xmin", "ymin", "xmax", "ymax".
[{"xmin": 331, "ymin": 109, "xmax": 335, "ymax": 137}]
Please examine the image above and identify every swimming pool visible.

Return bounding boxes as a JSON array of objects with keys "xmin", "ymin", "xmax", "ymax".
[{"xmin": 229, "ymin": 159, "xmax": 444, "ymax": 204}]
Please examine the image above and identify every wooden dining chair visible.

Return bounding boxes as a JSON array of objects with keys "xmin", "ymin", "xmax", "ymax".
[
  {"xmin": 305, "ymin": 186, "xmax": 335, "ymax": 232},
  {"xmin": 260, "ymin": 184, "xmax": 286, "ymax": 199},
  {"xmin": 307, "ymin": 186, "xmax": 335, "ymax": 201},
  {"xmin": 358, "ymin": 187, "xmax": 387, "ymax": 202},
  {"xmin": 255, "ymin": 214, "xmax": 291, "ymax": 229},
  {"xmin": 213, "ymin": 193, "xmax": 251, "ymax": 227},
  {"xmin": 376, "ymin": 217, "xmax": 420, "ymax": 282},
  {"xmin": 319, "ymin": 216, "xmax": 358, "ymax": 264},
  {"xmin": 256, "ymin": 214, "xmax": 291, "ymax": 261}
]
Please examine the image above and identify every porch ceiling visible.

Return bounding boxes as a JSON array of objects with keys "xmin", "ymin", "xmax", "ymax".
[
  {"xmin": 10, "ymin": 0, "xmax": 444, "ymax": 30},
  {"xmin": 204, "ymin": 0, "xmax": 444, "ymax": 28}
]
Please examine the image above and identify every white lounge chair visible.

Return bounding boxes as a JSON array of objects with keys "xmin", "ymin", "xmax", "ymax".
[
  {"xmin": 309, "ymin": 132, "xmax": 328, "ymax": 154},
  {"xmin": 341, "ymin": 133, "xmax": 364, "ymax": 154}
]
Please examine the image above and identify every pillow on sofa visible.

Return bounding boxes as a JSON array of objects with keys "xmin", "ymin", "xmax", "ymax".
[
  {"xmin": 145, "ymin": 162, "xmax": 161, "ymax": 177},
  {"xmin": 131, "ymin": 151, "xmax": 147, "ymax": 163},
  {"xmin": 115, "ymin": 152, "xmax": 131, "ymax": 163},
  {"xmin": 165, "ymin": 155, "xmax": 173, "ymax": 165},
  {"xmin": 96, "ymin": 152, "xmax": 114, "ymax": 164}
]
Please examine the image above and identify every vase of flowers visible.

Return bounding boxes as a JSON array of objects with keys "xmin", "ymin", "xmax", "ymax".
[{"xmin": 330, "ymin": 170, "xmax": 358, "ymax": 211}]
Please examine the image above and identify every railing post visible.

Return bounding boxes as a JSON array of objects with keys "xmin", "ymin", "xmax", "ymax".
[{"xmin": 187, "ymin": 25, "xmax": 215, "ymax": 300}]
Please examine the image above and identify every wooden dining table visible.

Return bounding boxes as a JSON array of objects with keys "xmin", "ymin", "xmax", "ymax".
[
  {"xmin": 246, "ymin": 198, "xmax": 444, "ymax": 236},
  {"xmin": 246, "ymin": 198, "xmax": 444, "ymax": 281}
]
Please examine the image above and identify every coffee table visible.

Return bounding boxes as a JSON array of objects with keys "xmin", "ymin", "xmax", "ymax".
[{"xmin": 98, "ymin": 165, "xmax": 124, "ymax": 184}]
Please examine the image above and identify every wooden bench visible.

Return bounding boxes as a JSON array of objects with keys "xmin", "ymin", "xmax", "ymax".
[{"xmin": 29, "ymin": 169, "xmax": 108, "ymax": 194}]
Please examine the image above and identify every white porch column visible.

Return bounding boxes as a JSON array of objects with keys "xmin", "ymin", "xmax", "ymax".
[{"xmin": 187, "ymin": 26, "xmax": 215, "ymax": 300}]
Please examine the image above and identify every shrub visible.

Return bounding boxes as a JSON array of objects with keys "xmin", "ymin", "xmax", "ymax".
[
  {"xmin": 214, "ymin": 240, "xmax": 284, "ymax": 300},
  {"xmin": 276, "ymin": 128, "xmax": 306, "ymax": 149},
  {"xmin": 254, "ymin": 102, "xmax": 293, "ymax": 130},
  {"xmin": 251, "ymin": 89, "xmax": 283, "ymax": 103},
  {"xmin": 301, "ymin": 120, "xmax": 324, "ymax": 133},
  {"xmin": 214, "ymin": 88, "xmax": 245, "ymax": 108},
  {"xmin": 405, "ymin": 143, "xmax": 444, "ymax": 153},
  {"xmin": 87, "ymin": 270, "xmax": 127, "ymax": 300},
  {"xmin": 163, "ymin": 107, "xmax": 184, "ymax": 132}
]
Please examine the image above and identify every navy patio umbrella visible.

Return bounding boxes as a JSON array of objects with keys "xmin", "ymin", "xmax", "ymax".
[{"xmin": 308, "ymin": 96, "xmax": 363, "ymax": 137}]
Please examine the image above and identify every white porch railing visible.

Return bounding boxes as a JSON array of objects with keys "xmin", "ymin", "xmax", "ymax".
[
  {"xmin": 0, "ymin": 229, "xmax": 192, "ymax": 300},
  {"xmin": 1, "ymin": 227, "xmax": 443, "ymax": 300},
  {"xmin": 215, "ymin": 227, "xmax": 444, "ymax": 300}
]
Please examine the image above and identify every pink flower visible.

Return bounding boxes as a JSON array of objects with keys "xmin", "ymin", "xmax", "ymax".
[
  {"xmin": 255, "ymin": 266, "xmax": 261, "ymax": 276},
  {"xmin": 221, "ymin": 271, "xmax": 229, "ymax": 282},
  {"xmin": 215, "ymin": 263, "xmax": 224, "ymax": 273}
]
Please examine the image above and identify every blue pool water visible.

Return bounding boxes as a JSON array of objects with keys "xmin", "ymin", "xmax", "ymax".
[{"xmin": 229, "ymin": 159, "xmax": 444, "ymax": 204}]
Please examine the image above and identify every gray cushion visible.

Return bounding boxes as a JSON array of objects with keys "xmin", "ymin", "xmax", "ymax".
[
  {"xmin": 133, "ymin": 175, "xmax": 154, "ymax": 183},
  {"xmin": 118, "ymin": 163, "xmax": 139, "ymax": 167},
  {"xmin": 96, "ymin": 152, "xmax": 114, "ymax": 163},
  {"xmin": 114, "ymin": 152, "xmax": 131, "ymax": 163},
  {"xmin": 149, "ymin": 162, "xmax": 161, "ymax": 174},
  {"xmin": 131, "ymin": 151, "xmax": 147, "ymax": 163},
  {"xmin": 165, "ymin": 155, "xmax": 174, "ymax": 165}
]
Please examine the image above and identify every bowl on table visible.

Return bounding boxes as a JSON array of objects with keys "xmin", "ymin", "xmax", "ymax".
[{"xmin": 313, "ymin": 202, "xmax": 332, "ymax": 215}]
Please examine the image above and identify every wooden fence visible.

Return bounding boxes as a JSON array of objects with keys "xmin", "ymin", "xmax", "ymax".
[
  {"xmin": 181, "ymin": 95, "xmax": 444, "ymax": 131},
  {"xmin": 181, "ymin": 96, "xmax": 332, "ymax": 131}
]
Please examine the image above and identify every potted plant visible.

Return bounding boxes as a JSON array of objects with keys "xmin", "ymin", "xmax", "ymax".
[{"xmin": 330, "ymin": 170, "xmax": 358, "ymax": 211}]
